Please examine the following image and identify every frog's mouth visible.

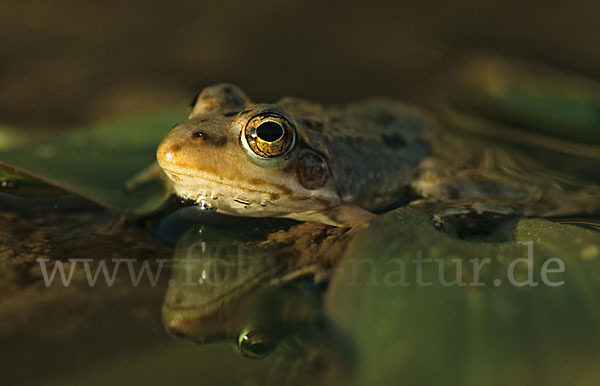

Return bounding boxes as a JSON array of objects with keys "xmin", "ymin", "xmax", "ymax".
[{"xmin": 161, "ymin": 166, "xmax": 336, "ymax": 219}]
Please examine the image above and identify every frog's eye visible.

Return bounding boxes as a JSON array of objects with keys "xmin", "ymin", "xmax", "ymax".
[
  {"xmin": 237, "ymin": 329, "xmax": 273, "ymax": 359},
  {"xmin": 242, "ymin": 113, "xmax": 296, "ymax": 159}
]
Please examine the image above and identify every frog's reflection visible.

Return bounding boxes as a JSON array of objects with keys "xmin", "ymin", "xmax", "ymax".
[{"xmin": 161, "ymin": 225, "xmax": 346, "ymax": 362}]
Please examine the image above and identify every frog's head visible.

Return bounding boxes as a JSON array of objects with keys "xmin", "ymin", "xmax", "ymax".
[{"xmin": 157, "ymin": 84, "xmax": 343, "ymax": 223}]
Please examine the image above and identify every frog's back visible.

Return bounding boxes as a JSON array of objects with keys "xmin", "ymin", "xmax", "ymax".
[{"xmin": 279, "ymin": 97, "xmax": 434, "ymax": 211}]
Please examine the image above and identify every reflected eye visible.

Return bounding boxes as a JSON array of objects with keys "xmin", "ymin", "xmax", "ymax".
[
  {"xmin": 237, "ymin": 329, "xmax": 273, "ymax": 359},
  {"xmin": 242, "ymin": 113, "xmax": 296, "ymax": 158}
]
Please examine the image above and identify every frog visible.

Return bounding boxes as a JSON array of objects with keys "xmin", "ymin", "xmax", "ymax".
[
  {"xmin": 157, "ymin": 83, "xmax": 600, "ymax": 365},
  {"xmin": 156, "ymin": 83, "xmax": 600, "ymax": 227}
]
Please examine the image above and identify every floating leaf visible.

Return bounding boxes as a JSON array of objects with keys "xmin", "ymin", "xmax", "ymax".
[
  {"xmin": 0, "ymin": 108, "xmax": 185, "ymax": 215},
  {"xmin": 326, "ymin": 208, "xmax": 600, "ymax": 386}
]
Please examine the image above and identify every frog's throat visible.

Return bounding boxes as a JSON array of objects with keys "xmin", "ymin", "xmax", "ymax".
[
  {"xmin": 168, "ymin": 175, "xmax": 371, "ymax": 226},
  {"xmin": 164, "ymin": 166, "xmax": 343, "ymax": 221}
]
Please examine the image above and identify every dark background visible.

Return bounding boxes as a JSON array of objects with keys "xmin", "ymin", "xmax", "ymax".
[{"xmin": 2, "ymin": 0, "xmax": 600, "ymax": 129}]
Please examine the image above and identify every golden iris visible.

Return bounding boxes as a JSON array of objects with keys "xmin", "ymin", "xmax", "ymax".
[{"xmin": 243, "ymin": 113, "xmax": 295, "ymax": 158}]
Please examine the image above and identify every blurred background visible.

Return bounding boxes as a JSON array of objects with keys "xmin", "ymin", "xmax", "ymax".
[
  {"xmin": 2, "ymin": 1, "xmax": 600, "ymax": 385},
  {"xmin": 2, "ymin": 0, "xmax": 600, "ymax": 130}
]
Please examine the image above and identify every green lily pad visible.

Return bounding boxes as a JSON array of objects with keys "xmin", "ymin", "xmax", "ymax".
[
  {"xmin": 326, "ymin": 208, "xmax": 600, "ymax": 386},
  {"xmin": 443, "ymin": 56, "xmax": 600, "ymax": 144},
  {"xmin": 0, "ymin": 108, "xmax": 185, "ymax": 215}
]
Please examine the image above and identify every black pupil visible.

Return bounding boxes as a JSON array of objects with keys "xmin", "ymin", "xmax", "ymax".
[{"xmin": 256, "ymin": 121, "xmax": 284, "ymax": 142}]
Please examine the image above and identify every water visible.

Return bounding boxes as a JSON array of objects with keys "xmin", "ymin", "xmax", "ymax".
[
  {"xmin": 2, "ymin": 9, "xmax": 600, "ymax": 381},
  {"xmin": 2, "ymin": 97, "xmax": 600, "ymax": 386},
  {"xmin": 2, "ymin": 168, "xmax": 599, "ymax": 386},
  {"xmin": 0, "ymin": 188, "xmax": 338, "ymax": 385}
]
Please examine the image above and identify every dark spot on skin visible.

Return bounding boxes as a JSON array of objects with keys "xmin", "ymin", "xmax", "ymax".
[
  {"xmin": 296, "ymin": 152, "xmax": 329, "ymax": 190},
  {"xmin": 219, "ymin": 91, "xmax": 245, "ymax": 108},
  {"xmin": 314, "ymin": 197, "xmax": 334, "ymax": 207},
  {"xmin": 374, "ymin": 112, "xmax": 396, "ymax": 126},
  {"xmin": 301, "ymin": 119, "xmax": 324, "ymax": 130},
  {"xmin": 270, "ymin": 193, "xmax": 280, "ymax": 200},
  {"xmin": 223, "ymin": 86, "xmax": 233, "ymax": 94},
  {"xmin": 282, "ymin": 163, "xmax": 295, "ymax": 173},
  {"xmin": 212, "ymin": 136, "xmax": 227, "ymax": 146},
  {"xmin": 249, "ymin": 178, "xmax": 266, "ymax": 186},
  {"xmin": 447, "ymin": 186, "xmax": 460, "ymax": 200},
  {"xmin": 382, "ymin": 134, "xmax": 406, "ymax": 148},
  {"xmin": 169, "ymin": 144, "xmax": 181, "ymax": 152},
  {"xmin": 223, "ymin": 111, "xmax": 240, "ymax": 117},
  {"xmin": 273, "ymin": 183, "xmax": 293, "ymax": 196}
]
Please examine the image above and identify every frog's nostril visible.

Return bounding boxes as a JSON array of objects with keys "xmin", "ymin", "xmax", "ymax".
[{"xmin": 192, "ymin": 131, "xmax": 207, "ymax": 140}]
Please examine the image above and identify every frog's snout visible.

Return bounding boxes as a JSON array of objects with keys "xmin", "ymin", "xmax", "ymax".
[
  {"xmin": 157, "ymin": 136, "xmax": 174, "ymax": 164},
  {"xmin": 156, "ymin": 128, "xmax": 186, "ymax": 170}
]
